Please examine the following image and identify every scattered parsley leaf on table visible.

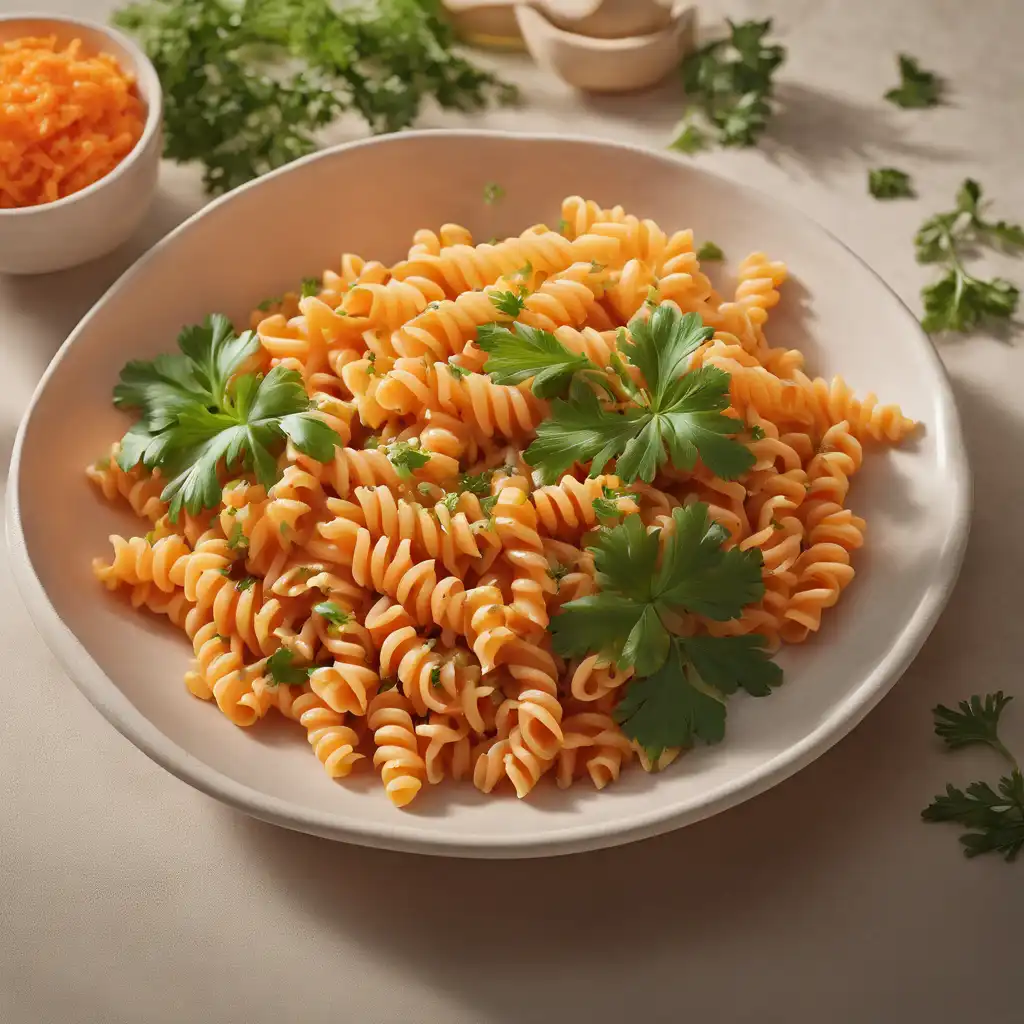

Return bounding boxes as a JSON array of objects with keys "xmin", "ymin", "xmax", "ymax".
[
  {"xmin": 885, "ymin": 53, "xmax": 944, "ymax": 109},
  {"xmin": 521, "ymin": 305, "xmax": 754, "ymax": 484},
  {"xmin": 114, "ymin": 315, "xmax": 342, "ymax": 519},
  {"xmin": 673, "ymin": 19, "xmax": 786, "ymax": 152},
  {"xmin": 923, "ymin": 692, "xmax": 1024, "ymax": 861},
  {"xmin": 915, "ymin": 180, "xmax": 1022, "ymax": 333},
  {"xmin": 696, "ymin": 241, "xmax": 725, "ymax": 261},
  {"xmin": 868, "ymin": 167, "xmax": 915, "ymax": 200}
]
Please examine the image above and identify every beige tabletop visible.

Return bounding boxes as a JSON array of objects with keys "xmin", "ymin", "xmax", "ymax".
[{"xmin": 3, "ymin": 0, "xmax": 1024, "ymax": 1021}]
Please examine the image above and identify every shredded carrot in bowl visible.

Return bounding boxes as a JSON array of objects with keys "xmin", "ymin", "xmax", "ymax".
[{"xmin": 0, "ymin": 36, "xmax": 146, "ymax": 210}]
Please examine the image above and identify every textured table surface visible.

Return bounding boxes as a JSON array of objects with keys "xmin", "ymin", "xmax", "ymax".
[{"xmin": 3, "ymin": 1, "xmax": 1023, "ymax": 1021}]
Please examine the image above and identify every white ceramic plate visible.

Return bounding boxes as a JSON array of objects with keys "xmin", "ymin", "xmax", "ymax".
[{"xmin": 7, "ymin": 132, "xmax": 970, "ymax": 858}]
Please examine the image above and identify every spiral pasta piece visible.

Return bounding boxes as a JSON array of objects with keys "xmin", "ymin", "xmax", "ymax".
[{"xmin": 367, "ymin": 689, "xmax": 426, "ymax": 807}]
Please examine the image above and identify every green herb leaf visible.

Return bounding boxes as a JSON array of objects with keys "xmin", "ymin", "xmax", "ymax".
[
  {"xmin": 933, "ymin": 693, "xmax": 1016, "ymax": 762},
  {"xmin": 680, "ymin": 634, "xmax": 781, "ymax": 697},
  {"xmin": 266, "ymin": 647, "xmax": 313, "ymax": 686},
  {"xmin": 592, "ymin": 484, "xmax": 638, "ymax": 520},
  {"xmin": 550, "ymin": 505, "xmax": 766, "ymax": 675},
  {"xmin": 114, "ymin": 318, "xmax": 342, "ymax": 519},
  {"xmin": 430, "ymin": 666, "xmax": 442, "ymax": 688},
  {"xmin": 480, "ymin": 494, "xmax": 499, "ymax": 517},
  {"xmin": 458, "ymin": 469, "xmax": 494, "ymax": 497},
  {"xmin": 314, "ymin": 601, "xmax": 352, "ymax": 629},
  {"xmin": 696, "ymin": 241, "xmax": 725, "ymax": 262},
  {"xmin": 923, "ymin": 772, "xmax": 1024, "ymax": 861},
  {"xmin": 483, "ymin": 182, "xmax": 505, "ymax": 204},
  {"xmin": 614, "ymin": 640, "xmax": 727, "ymax": 759},
  {"xmin": 921, "ymin": 269, "xmax": 1018, "ymax": 333},
  {"xmin": 300, "ymin": 276, "xmax": 319, "ymax": 298},
  {"xmin": 526, "ymin": 307, "xmax": 752, "ymax": 484},
  {"xmin": 446, "ymin": 359, "xmax": 471, "ymax": 380},
  {"xmin": 235, "ymin": 575, "xmax": 257, "ymax": 592},
  {"xmin": 386, "ymin": 440, "xmax": 430, "ymax": 480},
  {"xmin": 439, "ymin": 492, "xmax": 460, "ymax": 514},
  {"xmin": 489, "ymin": 289, "xmax": 527, "ymax": 319},
  {"xmin": 477, "ymin": 321, "xmax": 596, "ymax": 399},
  {"xmin": 256, "ymin": 297, "xmax": 280, "ymax": 312},
  {"xmin": 678, "ymin": 19, "xmax": 785, "ymax": 150},
  {"xmin": 885, "ymin": 53, "xmax": 943, "ymax": 109},
  {"xmin": 868, "ymin": 167, "xmax": 915, "ymax": 200}
]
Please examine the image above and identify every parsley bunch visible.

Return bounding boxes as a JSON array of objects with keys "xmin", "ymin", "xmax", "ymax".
[
  {"xmin": 114, "ymin": 315, "xmax": 342, "ymax": 519},
  {"xmin": 479, "ymin": 304, "xmax": 754, "ymax": 485},
  {"xmin": 113, "ymin": 0, "xmax": 518, "ymax": 194},
  {"xmin": 671, "ymin": 19, "xmax": 786, "ymax": 153},
  {"xmin": 916, "ymin": 180, "xmax": 1023, "ymax": 333},
  {"xmin": 923, "ymin": 693, "xmax": 1024, "ymax": 861},
  {"xmin": 551, "ymin": 506, "xmax": 781, "ymax": 757}
]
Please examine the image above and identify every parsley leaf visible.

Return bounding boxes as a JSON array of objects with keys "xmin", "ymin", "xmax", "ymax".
[
  {"xmin": 489, "ymin": 289, "xmax": 527, "ymax": 319},
  {"xmin": 526, "ymin": 306, "xmax": 753, "ymax": 483},
  {"xmin": 680, "ymin": 634, "xmax": 782, "ymax": 697},
  {"xmin": 885, "ymin": 53, "xmax": 943, "ymax": 109},
  {"xmin": 300, "ymin": 276, "xmax": 319, "ymax": 298},
  {"xmin": 922, "ymin": 692, "xmax": 1024, "ymax": 860},
  {"xmin": 386, "ymin": 440, "xmax": 431, "ymax": 480},
  {"xmin": 933, "ymin": 692, "xmax": 1016, "ymax": 762},
  {"xmin": 446, "ymin": 359, "xmax": 470, "ymax": 380},
  {"xmin": 592, "ymin": 484, "xmax": 638, "ymax": 520},
  {"xmin": 235, "ymin": 575, "xmax": 257, "ymax": 592},
  {"xmin": 547, "ymin": 561, "xmax": 571, "ymax": 583},
  {"xmin": 439, "ymin": 492, "xmax": 460, "ymax": 514},
  {"xmin": 923, "ymin": 773, "xmax": 1024, "ymax": 861},
  {"xmin": 868, "ymin": 167, "xmax": 915, "ymax": 200},
  {"xmin": 114, "ymin": 316, "xmax": 342, "ymax": 519},
  {"xmin": 696, "ymin": 241, "xmax": 725, "ymax": 261},
  {"xmin": 256, "ymin": 296, "xmax": 280, "ymax": 312},
  {"xmin": 916, "ymin": 180, "xmax": 1022, "ymax": 333},
  {"xmin": 614, "ymin": 640, "xmax": 727, "ymax": 757},
  {"xmin": 458, "ymin": 469, "xmax": 494, "ymax": 497},
  {"xmin": 480, "ymin": 494, "xmax": 499, "ymax": 517},
  {"xmin": 483, "ymin": 182, "xmax": 505, "ymax": 204},
  {"xmin": 550, "ymin": 505, "xmax": 765, "ymax": 675},
  {"xmin": 266, "ymin": 648, "xmax": 313, "ymax": 686},
  {"xmin": 430, "ymin": 666, "xmax": 442, "ymax": 688},
  {"xmin": 677, "ymin": 19, "xmax": 785, "ymax": 150},
  {"xmin": 227, "ymin": 522, "xmax": 248, "ymax": 550},
  {"xmin": 477, "ymin": 321, "xmax": 596, "ymax": 399},
  {"xmin": 314, "ymin": 601, "xmax": 351, "ymax": 629}
]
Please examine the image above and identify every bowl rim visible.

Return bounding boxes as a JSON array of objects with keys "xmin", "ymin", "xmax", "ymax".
[
  {"xmin": 0, "ymin": 12, "xmax": 163, "ymax": 218},
  {"xmin": 5, "ymin": 129, "xmax": 972, "ymax": 857}
]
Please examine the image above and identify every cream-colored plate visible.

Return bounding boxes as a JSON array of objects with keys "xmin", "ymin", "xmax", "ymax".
[{"xmin": 7, "ymin": 132, "xmax": 970, "ymax": 858}]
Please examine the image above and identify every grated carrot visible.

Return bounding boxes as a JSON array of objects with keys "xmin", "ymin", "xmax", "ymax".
[{"xmin": 0, "ymin": 36, "xmax": 146, "ymax": 209}]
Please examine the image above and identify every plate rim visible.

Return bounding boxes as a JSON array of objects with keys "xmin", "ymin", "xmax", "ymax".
[{"xmin": 5, "ymin": 129, "xmax": 973, "ymax": 858}]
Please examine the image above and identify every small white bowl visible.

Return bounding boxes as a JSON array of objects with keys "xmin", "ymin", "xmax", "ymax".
[
  {"xmin": 0, "ymin": 14, "xmax": 162, "ymax": 275},
  {"xmin": 516, "ymin": 1, "xmax": 696, "ymax": 94}
]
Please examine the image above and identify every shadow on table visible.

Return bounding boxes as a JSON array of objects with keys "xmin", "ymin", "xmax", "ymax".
[{"xmin": 763, "ymin": 82, "xmax": 963, "ymax": 177}]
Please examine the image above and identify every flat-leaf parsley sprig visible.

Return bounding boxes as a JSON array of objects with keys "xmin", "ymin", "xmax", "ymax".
[
  {"xmin": 114, "ymin": 314, "xmax": 343, "ymax": 519},
  {"xmin": 916, "ymin": 179, "xmax": 1023, "ymax": 334},
  {"xmin": 923, "ymin": 692, "xmax": 1024, "ymax": 861},
  {"xmin": 550, "ymin": 505, "xmax": 781, "ymax": 757},
  {"xmin": 479, "ymin": 302, "xmax": 754, "ymax": 485}
]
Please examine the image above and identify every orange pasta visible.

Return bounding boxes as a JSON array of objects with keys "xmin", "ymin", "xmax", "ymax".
[{"xmin": 0, "ymin": 36, "xmax": 145, "ymax": 208}]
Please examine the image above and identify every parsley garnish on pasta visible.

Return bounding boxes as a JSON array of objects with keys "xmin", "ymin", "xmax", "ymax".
[{"xmin": 113, "ymin": 314, "xmax": 343, "ymax": 519}]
